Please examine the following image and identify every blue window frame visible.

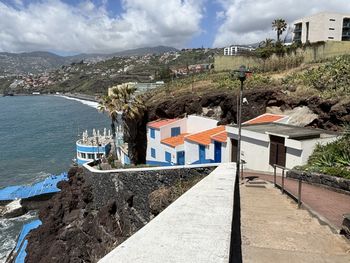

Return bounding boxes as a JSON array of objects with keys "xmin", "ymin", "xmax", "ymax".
[
  {"xmin": 150, "ymin": 128, "xmax": 155, "ymax": 139},
  {"xmin": 151, "ymin": 148, "xmax": 156, "ymax": 158},
  {"xmin": 171, "ymin": 127, "xmax": 181, "ymax": 137},
  {"xmin": 165, "ymin": 151, "xmax": 172, "ymax": 163}
]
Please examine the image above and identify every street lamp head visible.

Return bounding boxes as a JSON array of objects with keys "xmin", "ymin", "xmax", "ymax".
[{"xmin": 232, "ymin": 65, "xmax": 252, "ymax": 82}]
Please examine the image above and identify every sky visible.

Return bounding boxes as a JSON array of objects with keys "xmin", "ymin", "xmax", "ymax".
[{"xmin": 0, "ymin": 0, "xmax": 350, "ymax": 55}]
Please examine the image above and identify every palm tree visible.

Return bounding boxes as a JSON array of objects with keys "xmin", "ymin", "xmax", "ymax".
[
  {"xmin": 98, "ymin": 95, "xmax": 118, "ymax": 140},
  {"xmin": 259, "ymin": 38, "xmax": 275, "ymax": 48},
  {"xmin": 99, "ymin": 84, "xmax": 146, "ymax": 164},
  {"xmin": 272, "ymin": 19, "xmax": 287, "ymax": 42},
  {"xmin": 98, "ymin": 95, "xmax": 119, "ymax": 156}
]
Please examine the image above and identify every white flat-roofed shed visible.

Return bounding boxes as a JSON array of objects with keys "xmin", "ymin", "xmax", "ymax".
[{"xmin": 226, "ymin": 123, "xmax": 339, "ymax": 173}]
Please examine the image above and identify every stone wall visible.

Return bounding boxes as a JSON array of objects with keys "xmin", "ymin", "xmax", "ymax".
[
  {"xmin": 214, "ymin": 41, "xmax": 350, "ymax": 71},
  {"xmin": 84, "ymin": 166, "xmax": 216, "ymax": 230},
  {"xmin": 287, "ymin": 170, "xmax": 350, "ymax": 194}
]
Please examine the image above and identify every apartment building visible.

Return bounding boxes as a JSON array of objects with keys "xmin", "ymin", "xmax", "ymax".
[
  {"xmin": 223, "ymin": 45, "xmax": 255, "ymax": 56},
  {"xmin": 293, "ymin": 12, "xmax": 350, "ymax": 43}
]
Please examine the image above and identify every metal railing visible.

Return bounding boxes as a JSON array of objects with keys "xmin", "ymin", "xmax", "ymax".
[{"xmin": 273, "ymin": 164, "xmax": 302, "ymax": 209}]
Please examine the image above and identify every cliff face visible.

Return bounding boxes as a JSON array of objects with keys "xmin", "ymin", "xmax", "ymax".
[
  {"xmin": 126, "ymin": 89, "xmax": 349, "ymax": 164},
  {"xmin": 25, "ymin": 166, "xmax": 214, "ymax": 263}
]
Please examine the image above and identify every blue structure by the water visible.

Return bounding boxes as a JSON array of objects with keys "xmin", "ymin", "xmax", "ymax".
[
  {"xmin": 14, "ymin": 219, "xmax": 42, "ymax": 263},
  {"xmin": 0, "ymin": 173, "xmax": 68, "ymax": 201}
]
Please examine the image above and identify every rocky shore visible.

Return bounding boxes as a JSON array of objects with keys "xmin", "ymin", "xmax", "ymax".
[{"xmin": 25, "ymin": 166, "xmax": 214, "ymax": 262}]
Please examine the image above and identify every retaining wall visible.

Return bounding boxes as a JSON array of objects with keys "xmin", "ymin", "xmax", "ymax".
[
  {"xmin": 287, "ymin": 170, "xmax": 350, "ymax": 194},
  {"xmin": 214, "ymin": 41, "xmax": 350, "ymax": 71}
]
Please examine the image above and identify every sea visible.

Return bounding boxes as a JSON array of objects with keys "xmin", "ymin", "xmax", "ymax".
[{"xmin": 0, "ymin": 95, "xmax": 110, "ymax": 262}]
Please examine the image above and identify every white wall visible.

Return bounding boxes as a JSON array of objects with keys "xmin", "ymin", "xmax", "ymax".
[
  {"xmin": 301, "ymin": 136, "xmax": 339, "ymax": 164},
  {"xmin": 159, "ymin": 119, "xmax": 187, "ymax": 140},
  {"xmin": 185, "ymin": 141, "xmax": 198, "ymax": 164},
  {"xmin": 146, "ymin": 128, "xmax": 161, "ymax": 162},
  {"xmin": 186, "ymin": 115, "xmax": 218, "ymax": 133},
  {"xmin": 226, "ymin": 126, "xmax": 339, "ymax": 173},
  {"xmin": 295, "ymin": 12, "xmax": 349, "ymax": 43}
]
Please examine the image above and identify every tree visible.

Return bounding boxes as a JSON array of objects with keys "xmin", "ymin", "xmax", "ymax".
[
  {"xmin": 257, "ymin": 38, "xmax": 275, "ymax": 61},
  {"xmin": 272, "ymin": 19, "xmax": 287, "ymax": 42},
  {"xmin": 98, "ymin": 95, "xmax": 118, "ymax": 141},
  {"xmin": 98, "ymin": 84, "xmax": 146, "ymax": 164},
  {"xmin": 259, "ymin": 38, "xmax": 274, "ymax": 48}
]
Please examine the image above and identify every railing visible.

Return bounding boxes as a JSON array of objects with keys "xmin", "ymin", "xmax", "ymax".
[{"xmin": 273, "ymin": 164, "xmax": 302, "ymax": 209}]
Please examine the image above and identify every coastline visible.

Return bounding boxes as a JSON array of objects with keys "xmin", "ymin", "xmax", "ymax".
[{"xmin": 2, "ymin": 93, "xmax": 99, "ymax": 102}]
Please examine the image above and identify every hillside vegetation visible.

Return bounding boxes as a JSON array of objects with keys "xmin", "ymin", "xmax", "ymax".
[
  {"xmin": 147, "ymin": 55, "xmax": 350, "ymax": 106},
  {"xmin": 296, "ymin": 127, "xmax": 350, "ymax": 179}
]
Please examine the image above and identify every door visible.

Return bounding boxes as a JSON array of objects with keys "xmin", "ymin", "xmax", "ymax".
[
  {"xmin": 231, "ymin": 139, "xmax": 238, "ymax": 162},
  {"xmin": 199, "ymin": 145, "xmax": 206, "ymax": 163},
  {"xmin": 214, "ymin": 141, "xmax": 222, "ymax": 163},
  {"xmin": 269, "ymin": 135, "xmax": 286, "ymax": 167},
  {"xmin": 177, "ymin": 151, "xmax": 185, "ymax": 165},
  {"xmin": 165, "ymin": 151, "xmax": 172, "ymax": 163}
]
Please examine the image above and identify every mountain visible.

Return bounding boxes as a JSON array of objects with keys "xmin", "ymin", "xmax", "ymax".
[
  {"xmin": 0, "ymin": 46, "xmax": 179, "ymax": 75},
  {"xmin": 0, "ymin": 51, "xmax": 67, "ymax": 75}
]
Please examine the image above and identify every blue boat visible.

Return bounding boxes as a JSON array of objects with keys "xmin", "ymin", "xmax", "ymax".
[{"xmin": 0, "ymin": 172, "xmax": 68, "ymax": 202}]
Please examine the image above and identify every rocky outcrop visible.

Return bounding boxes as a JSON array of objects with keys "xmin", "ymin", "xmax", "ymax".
[{"xmin": 25, "ymin": 166, "xmax": 214, "ymax": 263}]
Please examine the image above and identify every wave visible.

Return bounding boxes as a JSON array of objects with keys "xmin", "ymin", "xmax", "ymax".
[
  {"xmin": 56, "ymin": 95, "xmax": 99, "ymax": 109},
  {"xmin": 0, "ymin": 211, "xmax": 37, "ymax": 263}
]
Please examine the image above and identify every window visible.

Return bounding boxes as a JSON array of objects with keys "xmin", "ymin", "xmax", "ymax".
[
  {"xmin": 171, "ymin": 127, "xmax": 181, "ymax": 137},
  {"xmin": 328, "ymin": 37, "xmax": 334, "ymax": 39},
  {"xmin": 80, "ymin": 153, "xmax": 86, "ymax": 159},
  {"xmin": 329, "ymin": 28, "xmax": 335, "ymax": 30},
  {"xmin": 151, "ymin": 148, "xmax": 156, "ymax": 158},
  {"xmin": 330, "ymin": 19, "xmax": 336, "ymax": 21},
  {"xmin": 96, "ymin": 153, "xmax": 103, "ymax": 159},
  {"xmin": 150, "ymin": 128, "xmax": 155, "ymax": 139},
  {"xmin": 87, "ymin": 153, "xmax": 95, "ymax": 159},
  {"xmin": 165, "ymin": 151, "xmax": 172, "ymax": 163}
]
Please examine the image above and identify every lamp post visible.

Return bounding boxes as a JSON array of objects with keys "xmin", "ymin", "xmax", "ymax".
[{"xmin": 232, "ymin": 65, "xmax": 251, "ymax": 182}]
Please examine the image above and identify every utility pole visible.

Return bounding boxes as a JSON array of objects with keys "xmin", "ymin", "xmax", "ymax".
[{"xmin": 232, "ymin": 65, "xmax": 251, "ymax": 182}]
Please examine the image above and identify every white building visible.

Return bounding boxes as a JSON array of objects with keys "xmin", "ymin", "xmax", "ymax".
[
  {"xmin": 76, "ymin": 129, "xmax": 112, "ymax": 165},
  {"xmin": 223, "ymin": 45, "xmax": 255, "ymax": 56},
  {"xmin": 293, "ymin": 12, "xmax": 350, "ymax": 43},
  {"xmin": 146, "ymin": 115, "xmax": 229, "ymax": 166},
  {"xmin": 226, "ymin": 123, "xmax": 338, "ymax": 173}
]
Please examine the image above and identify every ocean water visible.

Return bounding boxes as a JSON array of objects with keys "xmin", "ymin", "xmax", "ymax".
[{"xmin": 0, "ymin": 95, "xmax": 110, "ymax": 262}]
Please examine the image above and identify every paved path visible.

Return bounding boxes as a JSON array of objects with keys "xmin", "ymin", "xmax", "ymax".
[
  {"xmin": 244, "ymin": 171, "xmax": 350, "ymax": 230},
  {"xmin": 241, "ymin": 179, "xmax": 350, "ymax": 263}
]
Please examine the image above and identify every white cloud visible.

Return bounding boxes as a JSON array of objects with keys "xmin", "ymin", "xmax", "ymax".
[
  {"xmin": 213, "ymin": 0, "xmax": 350, "ymax": 47},
  {"xmin": 0, "ymin": 0, "xmax": 204, "ymax": 53}
]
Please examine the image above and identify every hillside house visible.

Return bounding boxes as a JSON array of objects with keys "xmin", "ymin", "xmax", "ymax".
[
  {"xmin": 226, "ymin": 123, "xmax": 338, "ymax": 173},
  {"xmin": 146, "ymin": 115, "xmax": 229, "ymax": 166}
]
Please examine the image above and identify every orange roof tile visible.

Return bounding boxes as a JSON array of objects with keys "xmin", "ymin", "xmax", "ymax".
[
  {"xmin": 211, "ymin": 131, "xmax": 227, "ymax": 143},
  {"xmin": 244, "ymin": 114, "xmax": 286, "ymax": 125},
  {"xmin": 148, "ymin": 119, "xmax": 179, "ymax": 129},
  {"xmin": 161, "ymin": 133, "xmax": 189, "ymax": 148},
  {"xmin": 185, "ymin": 126, "xmax": 225, "ymax": 146}
]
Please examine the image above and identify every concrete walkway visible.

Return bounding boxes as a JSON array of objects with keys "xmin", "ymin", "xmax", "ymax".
[
  {"xmin": 241, "ymin": 179, "xmax": 350, "ymax": 263},
  {"xmin": 244, "ymin": 171, "xmax": 350, "ymax": 230},
  {"xmin": 99, "ymin": 163, "xmax": 236, "ymax": 263}
]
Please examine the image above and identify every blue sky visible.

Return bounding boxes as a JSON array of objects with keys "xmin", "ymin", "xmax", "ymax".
[{"xmin": 0, "ymin": 0, "xmax": 349, "ymax": 54}]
